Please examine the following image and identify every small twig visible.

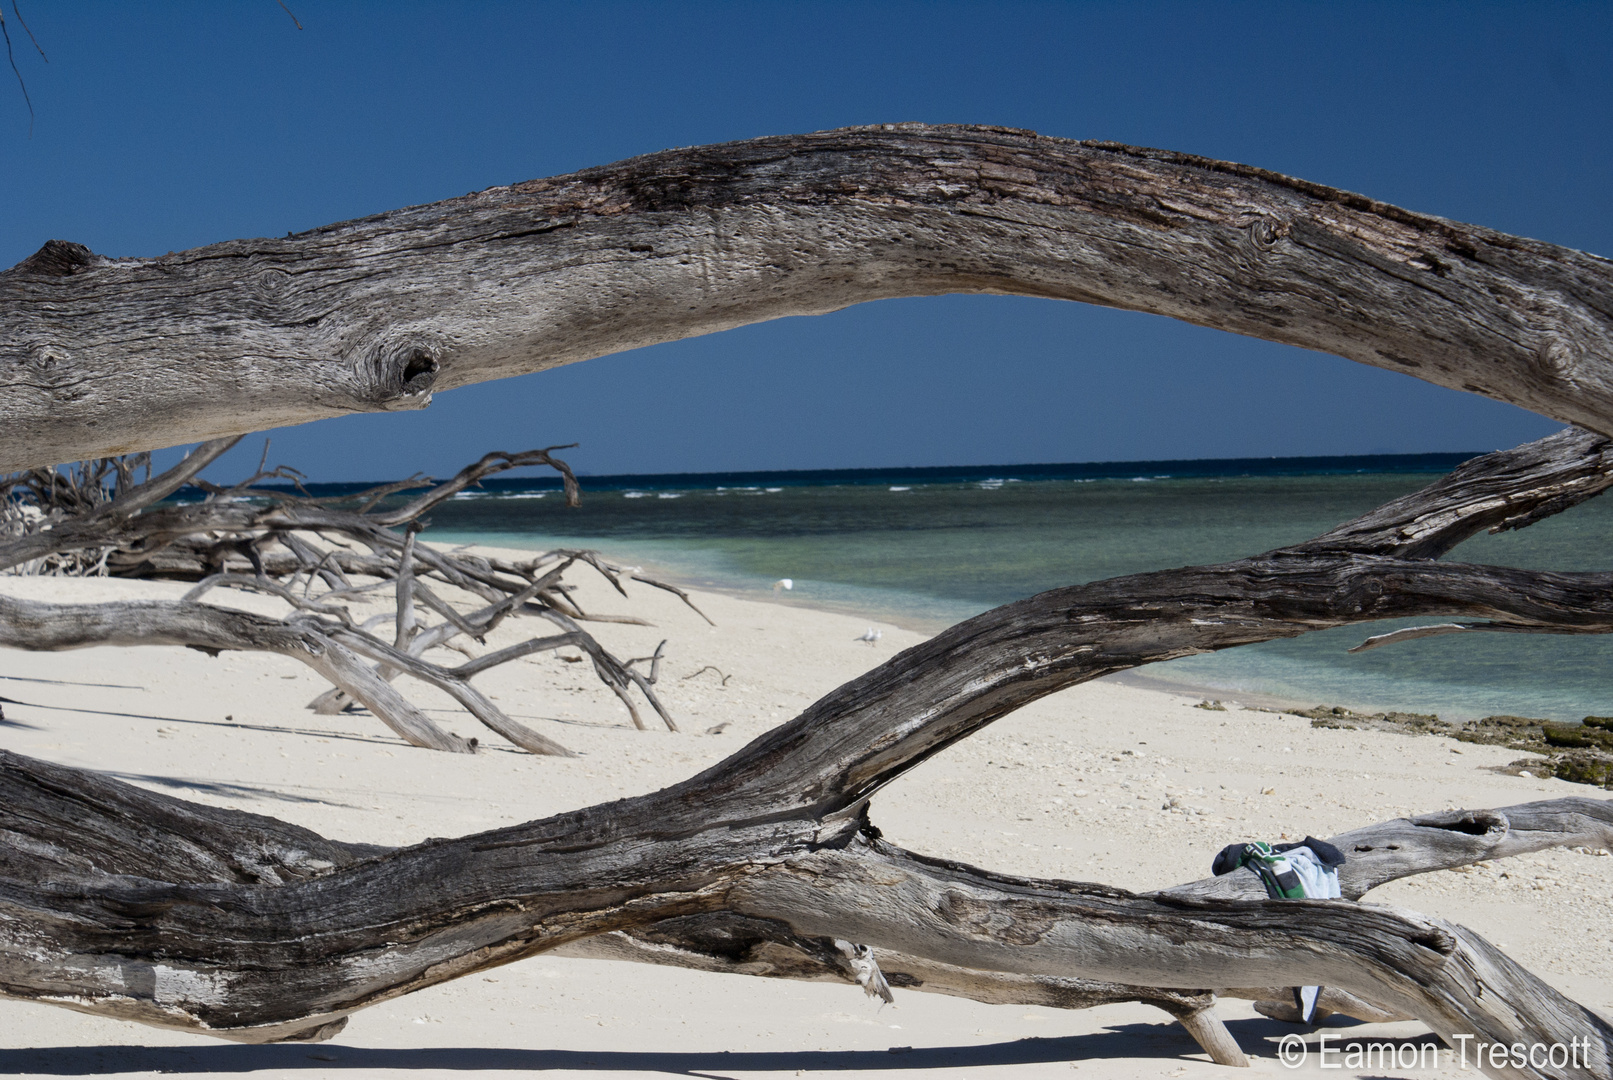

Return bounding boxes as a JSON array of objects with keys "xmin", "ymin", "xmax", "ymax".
[
  {"xmin": 251, "ymin": 439, "xmax": 271, "ymax": 485},
  {"xmin": 411, "ymin": 579, "xmax": 485, "ymax": 642},
  {"xmin": 1349, "ymin": 621, "xmax": 1568, "ymax": 653},
  {"xmin": 394, "ymin": 525, "xmax": 419, "ymax": 650},
  {"xmin": 0, "ymin": 4, "xmax": 35, "ymax": 136},
  {"xmin": 180, "ymin": 572, "xmax": 356, "ymax": 626},
  {"xmin": 566, "ymin": 612, "xmax": 654, "ymax": 626},
  {"xmin": 373, "ymin": 446, "xmax": 581, "ymax": 525},
  {"xmin": 682, "ymin": 665, "xmax": 732, "ymax": 687},
  {"xmin": 331, "ymin": 628, "xmax": 574, "ymax": 756},
  {"xmin": 625, "ymin": 640, "xmax": 667, "ymax": 684},
  {"xmin": 352, "ymin": 475, "xmax": 432, "ymax": 515},
  {"xmin": 630, "ymin": 574, "xmax": 714, "ymax": 626},
  {"xmin": 318, "ymin": 580, "xmax": 394, "ymax": 601},
  {"xmin": 11, "ymin": 3, "xmax": 45, "ymax": 61},
  {"xmin": 624, "ymin": 668, "xmax": 678, "ymax": 732},
  {"xmin": 449, "ymin": 632, "xmax": 588, "ymax": 679}
]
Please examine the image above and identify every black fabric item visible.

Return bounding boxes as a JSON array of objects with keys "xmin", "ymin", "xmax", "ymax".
[
  {"xmin": 1274, "ymin": 836, "xmax": 1347, "ymax": 867},
  {"xmin": 1211, "ymin": 843, "xmax": 1250, "ymax": 877}
]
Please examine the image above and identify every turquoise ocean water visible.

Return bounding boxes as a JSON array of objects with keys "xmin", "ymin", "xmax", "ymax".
[{"xmin": 391, "ymin": 454, "xmax": 1611, "ymax": 722}]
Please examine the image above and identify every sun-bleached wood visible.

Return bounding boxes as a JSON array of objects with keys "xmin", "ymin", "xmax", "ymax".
[
  {"xmin": 7, "ymin": 131, "xmax": 1613, "ymax": 1076},
  {"xmin": 1, "ymin": 444, "xmax": 696, "ymax": 750},
  {"xmin": 571, "ymin": 792, "xmax": 1613, "ymax": 1031},
  {"xmin": 3, "ymin": 431, "xmax": 1613, "ymax": 1078},
  {"xmin": 5, "ymin": 125, "xmax": 1613, "ymax": 470}
]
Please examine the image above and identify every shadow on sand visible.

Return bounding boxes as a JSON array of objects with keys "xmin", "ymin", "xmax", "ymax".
[
  {"xmin": 104, "ymin": 772, "xmax": 369, "ymax": 809},
  {"xmin": 0, "ymin": 1021, "xmax": 1280, "ymax": 1075},
  {"xmin": 0, "ymin": 694, "xmax": 409, "ymax": 749}
]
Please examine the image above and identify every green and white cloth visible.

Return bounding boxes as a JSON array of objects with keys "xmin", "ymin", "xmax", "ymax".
[
  {"xmin": 1212, "ymin": 837, "xmax": 1345, "ymax": 1023},
  {"xmin": 1237, "ymin": 840, "xmax": 1342, "ymax": 900}
]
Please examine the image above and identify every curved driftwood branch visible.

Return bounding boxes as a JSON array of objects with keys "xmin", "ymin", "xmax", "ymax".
[
  {"xmin": 555, "ymin": 914, "xmax": 1250, "ymax": 1067},
  {"xmin": 727, "ymin": 838, "xmax": 1608, "ymax": 1073},
  {"xmin": 572, "ymin": 795, "xmax": 1613, "ymax": 1043},
  {"xmin": 4, "ymin": 432, "xmax": 1613, "ymax": 1077},
  {"xmin": 7, "ymin": 132, "xmax": 1613, "ymax": 1075},
  {"xmin": 5, "ymin": 125, "xmax": 1613, "ymax": 469},
  {"xmin": 563, "ymin": 794, "xmax": 1613, "ymax": 1039},
  {"xmin": 1244, "ymin": 797, "xmax": 1613, "ymax": 902},
  {"xmin": 3, "ymin": 746, "xmax": 1609, "ymax": 1077},
  {"xmin": 0, "ymin": 594, "xmax": 477, "ymax": 754}
]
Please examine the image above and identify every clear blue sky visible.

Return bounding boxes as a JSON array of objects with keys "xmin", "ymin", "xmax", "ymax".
[{"xmin": 4, "ymin": 2, "xmax": 1609, "ymax": 480}]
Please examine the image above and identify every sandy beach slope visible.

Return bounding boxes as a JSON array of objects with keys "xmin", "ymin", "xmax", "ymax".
[{"xmin": 1, "ymin": 546, "xmax": 1610, "ymax": 1079}]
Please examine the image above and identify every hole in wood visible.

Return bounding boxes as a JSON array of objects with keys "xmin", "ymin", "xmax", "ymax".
[{"xmin": 401, "ymin": 350, "xmax": 439, "ymax": 390}]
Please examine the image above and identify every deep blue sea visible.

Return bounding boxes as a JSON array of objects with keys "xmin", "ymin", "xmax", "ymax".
[{"xmin": 308, "ymin": 452, "xmax": 1612, "ymax": 722}]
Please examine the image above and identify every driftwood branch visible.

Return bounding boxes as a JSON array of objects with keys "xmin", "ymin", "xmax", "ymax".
[
  {"xmin": 6, "ymin": 126, "xmax": 1613, "ymax": 470},
  {"xmin": 573, "ymin": 794, "xmax": 1613, "ymax": 1044},
  {"xmin": 1167, "ymin": 797, "xmax": 1613, "ymax": 903},
  {"xmin": 7, "ymin": 136, "xmax": 1613, "ymax": 1076},
  {"xmin": 554, "ymin": 916, "xmax": 1249, "ymax": 1065},
  {"xmin": 1, "ymin": 442, "xmax": 702, "ymax": 748},
  {"xmin": 1, "ymin": 746, "xmax": 1608, "ymax": 1074},
  {"xmin": 0, "ymin": 594, "xmax": 477, "ymax": 753},
  {"xmin": 2, "ymin": 430, "xmax": 1612, "ymax": 1077}
]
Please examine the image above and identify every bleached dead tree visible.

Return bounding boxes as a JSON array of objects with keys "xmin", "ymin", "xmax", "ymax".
[
  {"xmin": 1, "ymin": 441, "xmax": 707, "ymax": 752},
  {"xmin": 3, "ymin": 126, "xmax": 1613, "ymax": 1078}
]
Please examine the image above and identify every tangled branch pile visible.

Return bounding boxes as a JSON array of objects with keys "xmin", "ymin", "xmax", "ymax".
[{"xmin": 0, "ymin": 437, "xmax": 709, "ymax": 755}]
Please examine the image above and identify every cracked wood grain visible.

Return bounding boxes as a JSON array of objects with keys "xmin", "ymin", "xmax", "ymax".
[
  {"xmin": 2, "ymin": 431, "xmax": 1613, "ymax": 1076},
  {"xmin": 6, "ymin": 130, "xmax": 1613, "ymax": 1076},
  {"xmin": 4, "ymin": 125, "xmax": 1613, "ymax": 469}
]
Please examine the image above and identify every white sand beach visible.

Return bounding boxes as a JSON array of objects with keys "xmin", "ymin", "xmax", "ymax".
[{"xmin": 1, "ymin": 548, "xmax": 1610, "ymax": 1080}]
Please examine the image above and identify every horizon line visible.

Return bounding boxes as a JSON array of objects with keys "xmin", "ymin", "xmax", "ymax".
[{"xmin": 254, "ymin": 449, "xmax": 1490, "ymax": 491}]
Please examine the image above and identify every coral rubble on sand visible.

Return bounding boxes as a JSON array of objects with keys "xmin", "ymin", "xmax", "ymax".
[{"xmin": 1292, "ymin": 705, "xmax": 1613, "ymax": 789}]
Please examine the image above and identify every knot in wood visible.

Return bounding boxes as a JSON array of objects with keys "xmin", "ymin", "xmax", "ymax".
[
  {"xmin": 1518, "ymin": 290, "xmax": 1602, "ymax": 386},
  {"xmin": 1408, "ymin": 808, "xmax": 1508, "ymax": 836},
  {"xmin": 1245, "ymin": 216, "xmax": 1290, "ymax": 253},
  {"xmin": 254, "ymin": 267, "xmax": 292, "ymax": 297},
  {"xmin": 937, "ymin": 890, "xmax": 1053, "ymax": 945},
  {"xmin": 1409, "ymin": 925, "xmax": 1458, "ymax": 956},
  {"xmin": 1340, "ymin": 577, "xmax": 1385, "ymax": 615},
  {"xmin": 1532, "ymin": 334, "xmax": 1578, "ymax": 381},
  {"xmin": 29, "ymin": 343, "xmax": 68, "ymax": 371}
]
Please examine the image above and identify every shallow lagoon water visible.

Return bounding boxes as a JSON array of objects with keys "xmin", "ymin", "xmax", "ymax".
[{"xmin": 419, "ymin": 462, "xmax": 1613, "ymax": 722}]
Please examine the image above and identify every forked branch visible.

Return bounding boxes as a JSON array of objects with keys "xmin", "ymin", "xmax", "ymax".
[
  {"xmin": 6, "ymin": 135, "xmax": 1613, "ymax": 1077},
  {"xmin": 1, "ymin": 430, "xmax": 1612, "ymax": 1078},
  {"xmin": 0, "ymin": 442, "xmax": 702, "ymax": 749}
]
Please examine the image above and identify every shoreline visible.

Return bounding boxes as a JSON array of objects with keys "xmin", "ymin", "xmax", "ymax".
[{"xmin": 437, "ymin": 536, "xmax": 1518, "ymax": 725}]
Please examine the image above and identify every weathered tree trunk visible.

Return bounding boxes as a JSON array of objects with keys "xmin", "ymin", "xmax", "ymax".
[
  {"xmin": 4, "ymin": 125, "xmax": 1613, "ymax": 470},
  {"xmin": 574, "ymin": 792, "xmax": 1613, "ymax": 1000},
  {"xmin": 7, "ymin": 132, "xmax": 1613, "ymax": 1077},
  {"xmin": 3, "ymin": 430, "xmax": 1613, "ymax": 1078}
]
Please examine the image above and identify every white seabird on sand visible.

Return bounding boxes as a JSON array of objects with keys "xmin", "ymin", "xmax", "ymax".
[
  {"xmin": 854, "ymin": 627, "xmax": 882, "ymax": 645},
  {"xmin": 773, "ymin": 578, "xmax": 793, "ymax": 593}
]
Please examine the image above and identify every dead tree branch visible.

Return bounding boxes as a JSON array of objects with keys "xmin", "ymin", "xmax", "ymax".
[
  {"xmin": 0, "ymin": 442, "xmax": 702, "ymax": 747},
  {"xmin": 6, "ymin": 136, "xmax": 1613, "ymax": 1076},
  {"xmin": 6, "ymin": 127, "xmax": 1613, "ymax": 469},
  {"xmin": 1, "ymin": 431, "xmax": 1612, "ymax": 1077}
]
